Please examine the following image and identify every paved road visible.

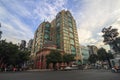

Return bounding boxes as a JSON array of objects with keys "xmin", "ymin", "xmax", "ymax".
[{"xmin": 0, "ymin": 70, "xmax": 119, "ymax": 80}]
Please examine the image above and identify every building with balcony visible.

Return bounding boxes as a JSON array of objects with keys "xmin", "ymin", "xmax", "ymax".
[{"xmin": 31, "ymin": 10, "xmax": 81, "ymax": 69}]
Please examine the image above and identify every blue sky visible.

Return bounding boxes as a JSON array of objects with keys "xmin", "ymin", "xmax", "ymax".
[{"xmin": 0, "ymin": 0, "xmax": 120, "ymax": 49}]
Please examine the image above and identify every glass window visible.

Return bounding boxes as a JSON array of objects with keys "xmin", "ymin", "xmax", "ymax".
[
  {"xmin": 64, "ymin": 36, "xmax": 68, "ymax": 40},
  {"xmin": 57, "ymin": 22, "xmax": 60, "ymax": 27},
  {"xmin": 44, "ymin": 34, "xmax": 49, "ymax": 39},
  {"xmin": 68, "ymin": 12, "xmax": 71, "ymax": 17},
  {"xmin": 69, "ymin": 27, "xmax": 73, "ymax": 32},
  {"xmin": 71, "ymin": 45, "xmax": 76, "ymax": 54},
  {"xmin": 63, "ymin": 29, "xmax": 68, "ymax": 34},
  {"xmin": 63, "ymin": 33, "xmax": 68, "ymax": 36},
  {"xmin": 70, "ymin": 39, "xmax": 74, "ymax": 45},
  {"xmin": 68, "ymin": 18, "xmax": 72, "ymax": 22},
  {"xmin": 63, "ymin": 27, "xmax": 68, "ymax": 31},
  {"xmin": 70, "ymin": 33, "xmax": 74, "ymax": 38},
  {"xmin": 68, "ymin": 22, "xmax": 72, "ymax": 27},
  {"xmin": 45, "ymin": 23, "xmax": 50, "ymax": 28},
  {"xmin": 44, "ymin": 30, "xmax": 50, "ymax": 33}
]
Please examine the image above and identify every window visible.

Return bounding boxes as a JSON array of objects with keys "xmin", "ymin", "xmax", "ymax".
[
  {"xmin": 56, "ymin": 18, "xmax": 60, "ymax": 22},
  {"xmin": 45, "ymin": 23, "xmax": 50, "ymax": 28},
  {"xmin": 68, "ymin": 18, "xmax": 72, "ymax": 22},
  {"xmin": 71, "ymin": 45, "xmax": 76, "ymax": 54},
  {"xmin": 63, "ymin": 36, "xmax": 68, "ymax": 40},
  {"xmin": 44, "ymin": 34, "xmax": 50, "ymax": 40},
  {"xmin": 44, "ymin": 30, "xmax": 50, "ymax": 33},
  {"xmin": 69, "ymin": 27, "xmax": 73, "ymax": 32},
  {"xmin": 57, "ymin": 22, "xmax": 60, "ymax": 27},
  {"xmin": 68, "ymin": 12, "xmax": 71, "ymax": 17},
  {"xmin": 63, "ymin": 29, "xmax": 68, "ymax": 34},
  {"xmin": 70, "ymin": 39, "xmax": 74, "ymax": 45},
  {"xmin": 70, "ymin": 33, "xmax": 74, "ymax": 38},
  {"xmin": 68, "ymin": 22, "xmax": 72, "ymax": 27},
  {"xmin": 63, "ymin": 32, "xmax": 68, "ymax": 36}
]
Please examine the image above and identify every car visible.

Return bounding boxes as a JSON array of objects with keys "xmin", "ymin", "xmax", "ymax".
[{"xmin": 64, "ymin": 66, "xmax": 72, "ymax": 71}]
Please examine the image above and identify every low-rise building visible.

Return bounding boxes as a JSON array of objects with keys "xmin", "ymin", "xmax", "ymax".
[{"xmin": 80, "ymin": 46, "xmax": 89, "ymax": 64}]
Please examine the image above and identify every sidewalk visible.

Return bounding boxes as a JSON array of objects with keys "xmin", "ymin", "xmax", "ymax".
[{"xmin": 27, "ymin": 69, "xmax": 53, "ymax": 72}]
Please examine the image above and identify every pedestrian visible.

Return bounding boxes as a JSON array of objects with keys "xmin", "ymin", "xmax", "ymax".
[{"xmin": 13, "ymin": 67, "xmax": 16, "ymax": 72}]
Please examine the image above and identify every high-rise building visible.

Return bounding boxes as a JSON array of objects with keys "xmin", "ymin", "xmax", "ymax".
[
  {"xmin": 27, "ymin": 39, "xmax": 33, "ymax": 51},
  {"xmin": 31, "ymin": 10, "xmax": 80, "ymax": 57},
  {"xmin": 54, "ymin": 10, "xmax": 80, "ymax": 55},
  {"xmin": 31, "ymin": 22, "xmax": 51, "ymax": 55},
  {"xmin": 20, "ymin": 40, "xmax": 26, "ymax": 51}
]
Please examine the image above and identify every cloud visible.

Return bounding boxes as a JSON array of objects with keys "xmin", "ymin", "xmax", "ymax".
[
  {"xmin": 0, "ymin": 2, "xmax": 33, "ymax": 44},
  {"xmin": 73, "ymin": 0, "xmax": 120, "ymax": 47},
  {"xmin": 0, "ymin": 0, "xmax": 32, "ymax": 18},
  {"xmin": 1, "ymin": 0, "xmax": 120, "ymax": 49},
  {"xmin": 33, "ymin": 0, "xmax": 67, "ymax": 22},
  {"xmin": 77, "ymin": 29, "xmax": 92, "ymax": 45}
]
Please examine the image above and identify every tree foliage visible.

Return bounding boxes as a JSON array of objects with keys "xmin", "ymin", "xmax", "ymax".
[
  {"xmin": 97, "ymin": 48, "xmax": 114, "ymax": 61},
  {"xmin": 46, "ymin": 50, "xmax": 62, "ymax": 69},
  {"xmin": 46, "ymin": 50, "xmax": 62, "ymax": 64},
  {"xmin": 63, "ymin": 54, "xmax": 75, "ymax": 64},
  {"xmin": 102, "ymin": 26, "xmax": 120, "ymax": 53},
  {"xmin": 97, "ymin": 48, "xmax": 107, "ymax": 61},
  {"xmin": 0, "ymin": 40, "xmax": 30, "ymax": 67},
  {"xmin": 88, "ymin": 54, "xmax": 98, "ymax": 64}
]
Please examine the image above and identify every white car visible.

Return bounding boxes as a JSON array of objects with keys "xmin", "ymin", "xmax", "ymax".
[{"xmin": 64, "ymin": 66, "xmax": 72, "ymax": 71}]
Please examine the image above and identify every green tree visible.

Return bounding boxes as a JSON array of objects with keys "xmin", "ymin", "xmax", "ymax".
[
  {"xmin": 97, "ymin": 47, "xmax": 114, "ymax": 68},
  {"xmin": 0, "ymin": 40, "xmax": 18, "ymax": 66},
  {"xmin": 97, "ymin": 48, "xmax": 107, "ymax": 61},
  {"xmin": 112, "ymin": 37, "xmax": 120, "ymax": 53},
  {"xmin": 102, "ymin": 26, "xmax": 120, "ymax": 53},
  {"xmin": 63, "ymin": 54, "xmax": 75, "ymax": 65},
  {"xmin": 88, "ymin": 54, "xmax": 98, "ymax": 64},
  {"xmin": 0, "ymin": 40, "xmax": 30, "ymax": 68},
  {"xmin": 16, "ymin": 50, "xmax": 30, "ymax": 66},
  {"xmin": 46, "ymin": 50, "xmax": 62, "ymax": 69}
]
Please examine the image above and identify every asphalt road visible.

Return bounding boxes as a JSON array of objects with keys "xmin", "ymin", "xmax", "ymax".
[{"xmin": 0, "ymin": 70, "xmax": 119, "ymax": 80}]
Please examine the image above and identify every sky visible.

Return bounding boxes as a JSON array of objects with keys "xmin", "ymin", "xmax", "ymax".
[{"xmin": 0, "ymin": 0, "xmax": 120, "ymax": 50}]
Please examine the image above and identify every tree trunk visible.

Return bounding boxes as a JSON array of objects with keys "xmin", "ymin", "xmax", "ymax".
[{"xmin": 53, "ymin": 63, "xmax": 56, "ymax": 70}]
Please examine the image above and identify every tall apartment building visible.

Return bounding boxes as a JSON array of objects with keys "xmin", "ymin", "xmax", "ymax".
[
  {"xmin": 27, "ymin": 39, "xmax": 33, "ymax": 51},
  {"xmin": 31, "ymin": 22, "xmax": 51, "ymax": 55},
  {"xmin": 54, "ymin": 10, "xmax": 80, "ymax": 55},
  {"xmin": 31, "ymin": 10, "xmax": 80, "ymax": 57},
  {"xmin": 20, "ymin": 40, "xmax": 26, "ymax": 51}
]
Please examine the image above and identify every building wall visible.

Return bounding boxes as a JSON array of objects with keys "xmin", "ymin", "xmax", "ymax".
[
  {"xmin": 36, "ymin": 49, "xmax": 51, "ymax": 69},
  {"xmin": 27, "ymin": 39, "xmax": 33, "ymax": 51},
  {"xmin": 88, "ymin": 45, "xmax": 98, "ymax": 55},
  {"xmin": 31, "ymin": 10, "xmax": 81, "ymax": 67},
  {"xmin": 31, "ymin": 22, "xmax": 51, "ymax": 55},
  {"xmin": 80, "ymin": 46, "xmax": 89, "ymax": 64},
  {"xmin": 54, "ymin": 10, "xmax": 80, "ymax": 57}
]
